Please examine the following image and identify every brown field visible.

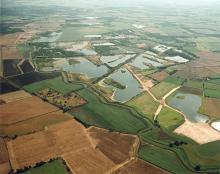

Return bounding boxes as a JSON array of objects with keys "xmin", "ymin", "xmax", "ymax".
[
  {"xmin": 199, "ymin": 97, "xmax": 220, "ymax": 119},
  {"xmin": 63, "ymin": 147, "xmax": 115, "ymax": 174},
  {"xmin": 1, "ymin": 46, "xmax": 22, "ymax": 60},
  {"xmin": 0, "ymin": 138, "xmax": 11, "ymax": 174},
  {"xmin": 7, "ymin": 119, "xmax": 91, "ymax": 170},
  {"xmin": 0, "ymin": 90, "xmax": 32, "ymax": 103},
  {"xmin": 0, "ymin": 96, "xmax": 58, "ymax": 124},
  {"xmin": 114, "ymin": 158, "xmax": 168, "ymax": 174},
  {"xmin": 7, "ymin": 119, "xmax": 140, "ymax": 173},
  {"xmin": 0, "ymin": 33, "xmax": 22, "ymax": 46},
  {"xmin": 149, "ymin": 71, "xmax": 169, "ymax": 82},
  {"xmin": 0, "ymin": 100, "xmax": 6, "ymax": 105},
  {"xmin": 174, "ymin": 52, "xmax": 220, "ymax": 79},
  {"xmin": 88, "ymin": 127, "xmax": 138, "ymax": 164},
  {"xmin": 0, "ymin": 111, "xmax": 71, "ymax": 137},
  {"xmin": 37, "ymin": 88, "xmax": 86, "ymax": 110}
]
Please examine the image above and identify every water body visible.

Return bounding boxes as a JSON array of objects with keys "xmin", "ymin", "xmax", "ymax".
[
  {"xmin": 34, "ymin": 32, "xmax": 62, "ymax": 43},
  {"xmin": 101, "ymin": 54, "xmax": 135, "ymax": 68},
  {"xmin": 43, "ymin": 58, "xmax": 108, "ymax": 78},
  {"xmin": 103, "ymin": 68, "xmax": 143, "ymax": 102},
  {"xmin": 129, "ymin": 54, "xmax": 162, "ymax": 69},
  {"xmin": 168, "ymin": 93, "xmax": 209, "ymax": 123}
]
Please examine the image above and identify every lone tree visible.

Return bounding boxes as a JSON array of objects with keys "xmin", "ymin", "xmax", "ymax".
[{"xmin": 194, "ymin": 165, "xmax": 201, "ymax": 171}]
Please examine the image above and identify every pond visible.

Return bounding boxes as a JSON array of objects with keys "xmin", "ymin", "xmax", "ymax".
[
  {"xmin": 40, "ymin": 57, "xmax": 108, "ymax": 78},
  {"xmin": 101, "ymin": 54, "xmax": 135, "ymax": 67},
  {"xmin": 129, "ymin": 53, "xmax": 163, "ymax": 69},
  {"xmin": 168, "ymin": 93, "xmax": 209, "ymax": 123},
  {"xmin": 102, "ymin": 68, "xmax": 143, "ymax": 102}
]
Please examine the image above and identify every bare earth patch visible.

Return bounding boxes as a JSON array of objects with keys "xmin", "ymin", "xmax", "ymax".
[
  {"xmin": 174, "ymin": 120, "xmax": 220, "ymax": 144},
  {"xmin": 87, "ymin": 127, "xmax": 138, "ymax": 164},
  {"xmin": 0, "ymin": 96, "xmax": 58, "ymax": 124},
  {"xmin": 149, "ymin": 71, "xmax": 169, "ymax": 82},
  {"xmin": 114, "ymin": 158, "xmax": 168, "ymax": 174},
  {"xmin": 0, "ymin": 90, "xmax": 32, "ymax": 103},
  {"xmin": 0, "ymin": 138, "xmax": 11, "ymax": 174}
]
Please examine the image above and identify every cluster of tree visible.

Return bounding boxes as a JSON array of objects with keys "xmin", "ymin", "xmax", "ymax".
[
  {"xmin": 33, "ymin": 47, "xmax": 84, "ymax": 58},
  {"xmin": 169, "ymin": 140, "xmax": 187, "ymax": 147},
  {"xmin": 153, "ymin": 120, "xmax": 160, "ymax": 128},
  {"xmin": 8, "ymin": 158, "xmax": 58, "ymax": 174}
]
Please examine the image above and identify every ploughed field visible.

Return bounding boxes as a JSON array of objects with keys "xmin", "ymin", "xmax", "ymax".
[{"xmin": 6, "ymin": 119, "xmax": 139, "ymax": 174}]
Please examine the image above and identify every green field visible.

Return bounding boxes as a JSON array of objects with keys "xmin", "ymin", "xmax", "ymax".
[
  {"xmin": 138, "ymin": 145, "xmax": 192, "ymax": 174},
  {"xmin": 182, "ymin": 141, "xmax": 220, "ymax": 168},
  {"xmin": 151, "ymin": 77, "xmax": 184, "ymax": 99},
  {"xmin": 204, "ymin": 89, "xmax": 220, "ymax": 99},
  {"xmin": 126, "ymin": 92, "xmax": 159, "ymax": 121},
  {"xmin": 23, "ymin": 77, "xmax": 83, "ymax": 94},
  {"xmin": 151, "ymin": 82, "xmax": 178, "ymax": 99},
  {"xmin": 207, "ymin": 78, "xmax": 220, "ymax": 85},
  {"xmin": 157, "ymin": 107, "xmax": 185, "ymax": 131},
  {"xmin": 22, "ymin": 160, "xmax": 68, "ymax": 174},
  {"xmin": 70, "ymin": 88, "xmax": 148, "ymax": 133},
  {"xmin": 183, "ymin": 80, "xmax": 203, "ymax": 89},
  {"xmin": 140, "ymin": 128, "xmax": 220, "ymax": 171}
]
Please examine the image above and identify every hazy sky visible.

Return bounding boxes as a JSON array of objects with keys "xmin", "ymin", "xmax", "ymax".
[{"xmin": 3, "ymin": 0, "xmax": 220, "ymax": 8}]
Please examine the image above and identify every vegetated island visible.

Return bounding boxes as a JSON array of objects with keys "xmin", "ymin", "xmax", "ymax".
[{"xmin": 103, "ymin": 78, "xmax": 126, "ymax": 89}]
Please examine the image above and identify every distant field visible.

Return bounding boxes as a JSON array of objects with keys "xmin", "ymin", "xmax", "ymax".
[
  {"xmin": 70, "ymin": 88, "xmax": 147, "ymax": 133},
  {"xmin": 24, "ymin": 77, "xmax": 83, "ymax": 94},
  {"xmin": 58, "ymin": 21, "xmax": 131, "ymax": 42},
  {"xmin": 138, "ymin": 145, "xmax": 192, "ymax": 174},
  {"xmin": 199, "ymin": 97, "xmax": 220, "ymax": 119},
  {"xmin": 157, "ymin": 107, "xmax": 184, "ymax": 131},
  {"xmin": 22, "ymin": 160, "xmax": 68, "ymax": 174},
  {"xmin": 126, "ymin": 92, "xmax": 159, "ymax": 121}
]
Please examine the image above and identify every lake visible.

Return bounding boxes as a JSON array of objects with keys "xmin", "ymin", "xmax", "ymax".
[
  {"xmin": 102, "ymin": 68, "xmax": 143, "ymax": 102},
  {"xmin": 41, "ymin": 57, "xmax": 108, "ymax": 78},
  {"xmin": 168, "ymin": 93, "xmax": 209, "ymax": 123}
]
